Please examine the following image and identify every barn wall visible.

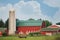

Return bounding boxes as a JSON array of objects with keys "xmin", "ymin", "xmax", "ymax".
[
  {"xmin": 41, "ymin": 31, "xmax": 57, "ymax": 35},
  {"xmin": 16, "ymin": 26, "xmax": 41, "ymax": 34}
]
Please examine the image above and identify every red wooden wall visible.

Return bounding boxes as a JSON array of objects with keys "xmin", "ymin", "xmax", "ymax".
[{"xmin": 17, "ymin": 26, "xmax": 41, "ymax": 34}]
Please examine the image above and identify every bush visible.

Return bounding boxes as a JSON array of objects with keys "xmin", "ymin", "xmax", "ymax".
[
  {"xmin": 29, "ymin": 32, "xmax": 40, "ymax": 37},
  {"xmin": 18, "ymin": 34, "xmax": 27, "ymax": 38},
  {"xmin": 2, "ymin": 32, "xmax": 7, "ymax": 36}
]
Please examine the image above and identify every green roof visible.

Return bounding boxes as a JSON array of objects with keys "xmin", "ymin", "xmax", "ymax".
[
  {"xmin": 16, "ymin": 19, "xmax": 43, "ymax": 26},
  {"xmin": 40, "ymin": 28, "xmax": 60, "ymax": 31}
]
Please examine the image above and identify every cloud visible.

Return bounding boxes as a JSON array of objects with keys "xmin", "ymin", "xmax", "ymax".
[
  {"xmin": 0, "ymin": 0, "xmax": 51, "ymax": 22},
  {"xmin": 0, "ymin": 4, "xmax": 13, "ymax": 22},
  {"xmin": 43, "ymin": 0, "xmax": 60, "ymax": 7},
  {"xmin": 43, "ymin": 0, "xmax": 60, "ymax": 24}
]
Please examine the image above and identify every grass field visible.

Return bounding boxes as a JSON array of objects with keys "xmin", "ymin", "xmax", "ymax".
[{"xmin": 0, "ymin": 35, "xmax": 60, "ymax": 40}]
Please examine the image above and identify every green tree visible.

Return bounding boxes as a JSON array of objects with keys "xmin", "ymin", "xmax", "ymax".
[
  {"xmin": 16, "ymin": 19, "xmax": 20, "ymax": 27},
  {"xmin": 5, "ymin": 18, "xmax": 20, "ymax": 28},
  {"xmin": 5, "ymin": 19, "xmax": 9, "ymax": 28},
  {"xmin": 44, "ymin": 20, "xmax": 52, "ymax": 27},
  {"xmin": 56, "ymin": 22, "xmax": 60, "ymax": 25},
  {"xmin": 0, "ymin": 19, "xmax": 5, "ymax": 28}
]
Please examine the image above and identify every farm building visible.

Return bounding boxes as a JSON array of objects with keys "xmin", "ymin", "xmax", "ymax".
[
  {"xmin": 40, "ymin": 25, "xmax": 60, "ymax": 36},
  {"xmin": 0, "ymin": 28, "xmax": 7, "ymax": 36},
  {"xmin": 16, "ymin": 19, "xmax": 46, "ymax": 34}
]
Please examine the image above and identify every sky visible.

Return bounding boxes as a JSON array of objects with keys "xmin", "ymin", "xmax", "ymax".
[{"xmin": 0, "ymin": 0, "xmax": 60, "ymax": 24}]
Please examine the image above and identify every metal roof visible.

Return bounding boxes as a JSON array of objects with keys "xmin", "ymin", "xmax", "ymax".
[
  {"xmin": 40, "ymin": 28, "xmax": 60, "ymax": 31},
  {"xmin": 16, "ymin": 19, "xmax": 43, "ymax": 26}
]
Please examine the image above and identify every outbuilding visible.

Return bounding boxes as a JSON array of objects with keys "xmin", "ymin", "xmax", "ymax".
[
  {"xmin": 40, "ymin": 25, "xmax": 60, "ymax": 36},
  {"xmin": 0, "ymin": 28, "xmax": 7, "ymax": 36}
]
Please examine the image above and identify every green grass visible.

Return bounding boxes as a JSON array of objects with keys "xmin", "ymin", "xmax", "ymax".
[{"xmin": 0, "ymin": 35, "xmax": 60, "ymax": 40}]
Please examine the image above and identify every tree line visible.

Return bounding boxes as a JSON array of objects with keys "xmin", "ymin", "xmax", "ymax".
[{"xmin": 0, "ymin": 18, "xmax": 55, "ymax": 28}]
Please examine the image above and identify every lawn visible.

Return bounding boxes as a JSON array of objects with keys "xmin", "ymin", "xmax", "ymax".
[{"xmin": 0, "ymin": 35, "xmax": 60, "ymax": 40}]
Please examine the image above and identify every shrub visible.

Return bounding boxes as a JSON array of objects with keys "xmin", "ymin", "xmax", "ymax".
[
  {"xmin": 2, "ymin": 32, "xmax": 7, "ymax": 36},
  {"xmin": 29, "ymin": 32, "xmax": 40, "ymax": 37},
  {"xmin": 18, "ymin": 34, "xmax": 27, "ymax": 38}
]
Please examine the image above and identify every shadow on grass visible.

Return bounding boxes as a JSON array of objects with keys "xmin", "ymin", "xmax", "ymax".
[{"xmin": 55, "ymin": 37, "xmax": 60, "ymax": 40}]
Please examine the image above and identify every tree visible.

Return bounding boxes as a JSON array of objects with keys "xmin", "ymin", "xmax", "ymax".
[
  {"xmin": 5, "ymin": 19, "xmax": 9, "ymax": 28},
  {"xmin": 5, "ymin": 18, "xmax": 20, "ymax": 28},
  {"xmin": 56, "ymin": 22, "xmax": 60, "ymax": 25},
  {"xmin": 0, "ymin": 19, "xmax": 5, "ymax": 28},
  {"xmin": 16, "ymin": 19, "xmax": 20, "ymax": 27},
  {"xmin": 44, "ymin": 20, "xmax": 52, "ymax": 27}
]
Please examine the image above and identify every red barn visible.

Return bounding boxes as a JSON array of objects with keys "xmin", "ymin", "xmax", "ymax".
[{"xmin": 16, "ymin": 19, "xmax": 45, "ymax": 34}]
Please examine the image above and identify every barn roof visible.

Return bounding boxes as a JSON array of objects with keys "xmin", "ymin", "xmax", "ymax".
[
  {"xmin": 40, "ymin": 28, "xmax": 60, "ymax": 31},
  {"xmin": 47, "ymin": 25, "xmax": 60, "ymax": 28},
  {"xmin": 16, "ymin": 19, "xmax": 43, "ymax": 26}
]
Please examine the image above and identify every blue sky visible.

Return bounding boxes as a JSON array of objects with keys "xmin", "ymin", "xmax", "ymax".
[{"xmin": 0, "ymin": 0, "xmax": 60, "ymax": 24}]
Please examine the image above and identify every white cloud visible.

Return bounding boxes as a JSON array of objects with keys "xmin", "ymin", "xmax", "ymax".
[
  {"xmin": 0, "ymin": 4, "xmax": 13, "ymax": 22},
  {"xmin": 0, "ymin": 0, "xmax": 51, "ymax": 22},
  {"xmin": 43, "ymin": 0, "xmax": 60, "ymax": 24},
  {"xmin": 43, "ymin": 0, "xmax": 60, "ymax": 7}
]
